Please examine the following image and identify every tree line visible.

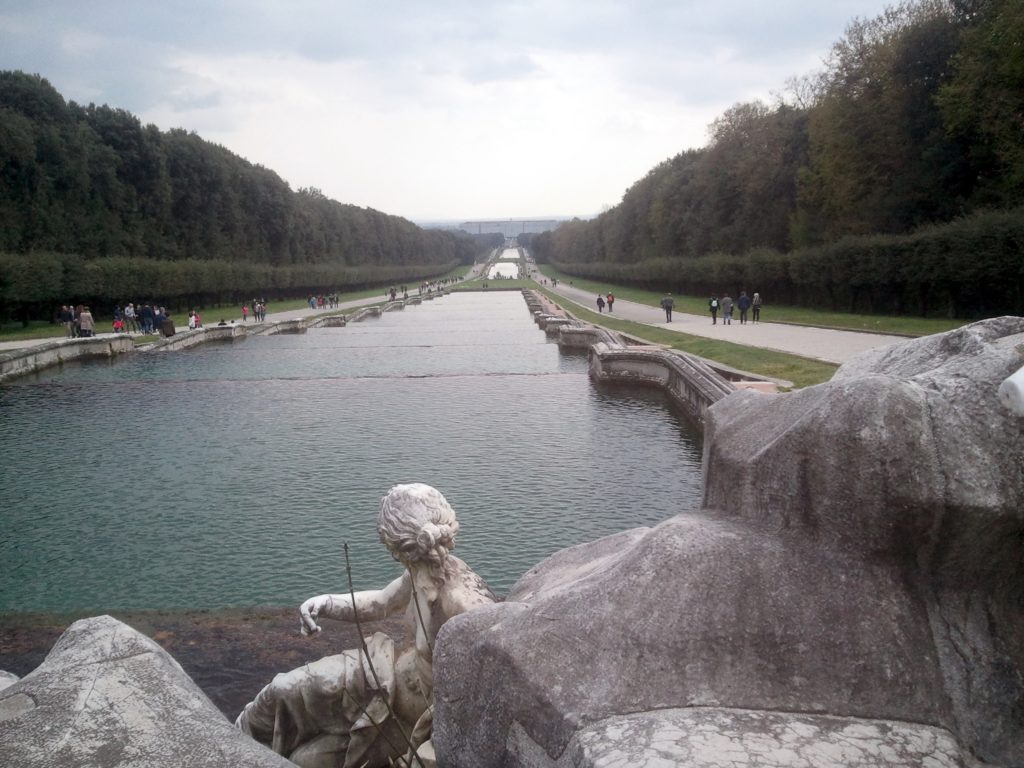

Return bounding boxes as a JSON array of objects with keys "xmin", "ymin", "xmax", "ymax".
[
  {"xmin": 527, "ymin": 0, "xmax": 1023, "ymax": 318},
  {"xmin": 0, "ymin": 71, "xmax": 498, "ymax": 323}
]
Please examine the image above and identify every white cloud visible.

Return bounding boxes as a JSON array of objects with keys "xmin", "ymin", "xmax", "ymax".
[{"xmin": 0, "ymin": 0, "xmax": 897, "ymax": 219}]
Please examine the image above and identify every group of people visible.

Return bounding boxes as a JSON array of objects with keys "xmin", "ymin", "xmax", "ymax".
[
  {"xmin": 60, "ymin": 302, "xmax": 175, "ymax": 337},
  {"xmin": 307, "ymin": 294, "xmax": 340, "ymax": 310},
  {"xmin": 58, "ymin": 305, "xmax": 95, "ymax": 338},
  {"xmin": 119, "ymin": 303, "xmax": 175, "ymax": 336},
  {"xmin": 241, "ymin": 301, "xmax": 268, "ymax": 322},
  {"xmin": 595, "ymin": 292, "xmax": 616, "ymax": 313},
  {"xmin": 655, "ymin": 291, "xmax": 763, "ymax": 324},
  {"xmin": 708, "ymin": 291, "xmax": 762, "ymax": 325}
]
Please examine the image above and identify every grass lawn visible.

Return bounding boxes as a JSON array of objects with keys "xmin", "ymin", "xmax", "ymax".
[
  {"xmin": 536, "ymin": 265, "xmax": 967, "ymax": 337},
  {"xmin": 534, "ymin": 286, "xmax": 838, "ymax": 389}
]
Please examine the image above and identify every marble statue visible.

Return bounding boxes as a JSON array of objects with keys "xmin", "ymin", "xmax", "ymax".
[
  {"xmin": 236, "ymin": 483, "xmax": 495, "ymax": 768},
  {"xmin": 999, "ymin": 362, "xmax": 1024, "ymax": 414}
]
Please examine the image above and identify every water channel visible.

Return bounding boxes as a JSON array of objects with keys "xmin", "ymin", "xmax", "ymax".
[{"xmin": 0, "ymin": 292, "xmax": 703, "ymax": 614}]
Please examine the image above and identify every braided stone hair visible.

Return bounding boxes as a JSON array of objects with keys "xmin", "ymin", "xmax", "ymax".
[{"xmin": 377, "ymin": 483, "xmax": 460, "ymax": 578}]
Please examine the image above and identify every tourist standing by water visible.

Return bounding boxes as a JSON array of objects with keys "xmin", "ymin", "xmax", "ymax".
[
  {"xmin": 59, "ymin": 305, "xmax": 74, "ymax": 337},
  {"xmin": 721, "ymin": 294, "xmax": 734, "ymax": 325},
  {"xmin": 242, "ymin": 304, "xmax": 249, "ymax": 322},
  {"xmin": 124, "ymin": 303, "xmax": 138, "ymax": 333},
  {"xmin": 738, "ymin": 291, "xmax": 751, "ymax": 324},
  {"xmin": 660, "ymin": 293, "xmax": 674, "ymax": 322},
  {"xmin": 596, "ymin": 294, "xmax": 606, "ymax": 313},
  {"xmin": 752, "ymin": 292, "xmax": 762, "ymax": 322},
  {"xmin": 139, "ymin": 304, "xmax": 154, "ymax": 334},
  {"xmin": 78, "ymin": 306, "xmax": 95, "ymax": 338},
  {"xmin": 709, "ymin": 296, "xmax": 719, "ymax": 324}
]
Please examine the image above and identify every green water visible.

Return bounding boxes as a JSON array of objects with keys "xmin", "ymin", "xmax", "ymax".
[{"xmin": 0, "ymin": 292, "xmax": 703, "ymax": 612}]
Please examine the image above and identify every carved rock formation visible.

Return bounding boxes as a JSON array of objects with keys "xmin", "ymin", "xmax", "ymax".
[
  {"xmin": 0, "ymin": 615, "xmax": 292, "ymax": 768},
  {"xmin": 433, "ymin": 317, "xmax": 1024, "ymax": 767}
]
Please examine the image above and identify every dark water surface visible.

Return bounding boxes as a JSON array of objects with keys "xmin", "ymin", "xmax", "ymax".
[{"xmin": 0, "ymin": 292, "xmax": 702, "ymax": 613}]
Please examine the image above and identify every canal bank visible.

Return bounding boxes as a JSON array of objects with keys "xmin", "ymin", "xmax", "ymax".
[{"xmin": 0, "ymin": 291, "xmax": 451, "ymax": 383}]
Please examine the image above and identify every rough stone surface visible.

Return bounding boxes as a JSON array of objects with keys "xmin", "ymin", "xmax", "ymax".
[
  {"xmin": 0, "ymin": 670, "xmax": 18, "ymax": 692},
  {"xmin": 0, "ymin": 615, "xmax": 292, "ymax": 767},
  {"xmin": 567, "ymin": 708, "xmax": 963, "ymax": 768},
  {"xmin": 433, "ymin": 317, "xmax": 1024, "ymax": 767}
]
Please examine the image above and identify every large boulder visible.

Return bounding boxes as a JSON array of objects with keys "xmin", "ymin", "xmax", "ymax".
[
  {"xmin": 433, "ymin": 317, "xmax": 1024, "ymax": 767},
  {"xmin": 0, "ymin": 615, "xmax": 292, "ymax": 767}
]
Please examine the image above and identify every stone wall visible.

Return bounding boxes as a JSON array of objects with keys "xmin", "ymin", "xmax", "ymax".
[
  {"xmin": 589, "ymin": 341, "xmax": 736, "ymax": 426},
  {"xmin": 0, "ymin": 336, "xmax": 134, "ymax": 383},
  {"xmin": 522, "ymin": 289, "xmax": 744, "ymax": 427}
]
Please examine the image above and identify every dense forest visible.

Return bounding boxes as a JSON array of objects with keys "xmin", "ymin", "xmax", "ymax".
[
  {"xmin": 0, "ymin": 71, "xmax": 498, "ymax": 323},
  {"xmin": 528, "ymin": 0, "xmax": 1023, "ymax": 318}
]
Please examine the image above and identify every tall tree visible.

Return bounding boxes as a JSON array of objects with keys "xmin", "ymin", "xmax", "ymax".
[
  {"xmin": 796, "ymin": 1, "xmax": 970, "ymax": 244},
  {"xmin": 937, "ymin": 0, "xmax": 1024, "ymax": 205}
]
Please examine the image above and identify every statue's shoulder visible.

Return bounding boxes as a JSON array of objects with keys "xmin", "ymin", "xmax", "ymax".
[{"xmin": 447, "ymin": 556, "xmax": 497, "ymax": 607}]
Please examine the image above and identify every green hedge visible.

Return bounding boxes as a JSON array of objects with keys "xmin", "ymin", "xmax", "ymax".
[
  {"xmin": 551, "ymin": 207, "xmax": 1024, "ymax": 318},
  {"xmin": 0, "ymin": 253, "xmax": 457, "ymax": 324}
]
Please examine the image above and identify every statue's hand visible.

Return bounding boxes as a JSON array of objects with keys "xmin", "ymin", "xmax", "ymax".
[{"xmin": 299, "ymin": 594, "xmax": 332, "ymax": 636}]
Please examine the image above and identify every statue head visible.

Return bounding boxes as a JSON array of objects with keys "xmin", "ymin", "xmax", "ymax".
[{"xmin": 378, "ymin": 483, "xmax": 460, "ymax": 576}]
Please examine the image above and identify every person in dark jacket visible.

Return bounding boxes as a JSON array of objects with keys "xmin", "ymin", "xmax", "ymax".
[
  {"xmin": 737, "ymin": 291, "xmax": 751, "ymax": 324},
  {"xmin": 596, "ymin": 295, "xmax": 606, "ymax": 313},
  {"xmin": 708, "ymin": 296, "xmax": 719, "ymax": 324},
  {"xmin": 660, "ymin": 293, "xmax": 674, "ymax": 322}
]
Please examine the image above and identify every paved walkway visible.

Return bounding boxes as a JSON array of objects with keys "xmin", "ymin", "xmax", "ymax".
[
  {"xmin": 0, "ymin": 294, "xmax": 390, "ymax": 354},
  {"xmin": 537, "ymin": 281, "xmax": 908, "ymax": 365},
  {"xmin": 2, "ymin": 280, "xmax": 910, "ymax": 366}
]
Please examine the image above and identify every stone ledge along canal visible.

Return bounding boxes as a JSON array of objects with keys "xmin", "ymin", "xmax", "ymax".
[{"xmin": 0, "ymin": 291, "xmax": 703, "ymax": 615}]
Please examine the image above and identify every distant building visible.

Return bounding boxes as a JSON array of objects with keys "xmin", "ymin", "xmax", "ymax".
[{"xmin": 458, "ymin": 219, "xmax": 563, "ymax": 237}]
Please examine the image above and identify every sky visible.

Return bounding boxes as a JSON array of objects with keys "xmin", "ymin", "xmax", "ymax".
[{"xmin": 0, "ymin": 1, "xmax": 896, "ymax": 222}]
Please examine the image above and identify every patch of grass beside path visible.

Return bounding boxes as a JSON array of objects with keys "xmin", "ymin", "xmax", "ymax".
[
  {"xmin": 535, "ymin": 286, "xmax": 838, "ymax": 389},
  {"xmin": 536, "ymin": 265, "xmax": 966, "ymax": 337}
]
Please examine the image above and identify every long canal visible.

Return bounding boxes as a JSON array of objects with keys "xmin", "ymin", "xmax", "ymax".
[{"xmin": 0, "ymin": 291, "xmax": 703, "ymax": 613}]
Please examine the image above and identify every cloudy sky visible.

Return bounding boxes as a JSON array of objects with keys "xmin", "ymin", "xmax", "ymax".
[{"xmin": 1, "ymin": 1, "xmax": 893, "ymax": 222}]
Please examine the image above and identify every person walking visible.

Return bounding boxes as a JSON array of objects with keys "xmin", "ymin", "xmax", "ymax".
[
  {"xmin": 737, "ymin": 291, "xmax": 751, "ymax": 324},
  {"xmin": 721, "ymin": 293, "xmax": 734, "ymax": 325},
  {"xmin": 606, "ymin": 293, "xmax": 615, "ymax": 312},
  {"xmin": 708, "ymin": 296, "xmax": 719, "ymax": 324},
  {"xmin": 596, "ymin": 294, "xmax": 606, "ymax": 313},
  {"xmin": 752, "ymin": 292, "xmax": 762, "ymax": 323},
  {"xmin": 660, "ymin": 292, "xmax": 675, "ymax": 322}
]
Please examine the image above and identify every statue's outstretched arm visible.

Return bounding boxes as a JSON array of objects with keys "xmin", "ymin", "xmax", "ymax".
[{"xmin": 299, "ymin": 573, "xmax": 412, "ymax": 635}]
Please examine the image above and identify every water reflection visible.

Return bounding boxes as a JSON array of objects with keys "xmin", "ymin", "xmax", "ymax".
[{"xmin": 0, "ymin": 292, "xmax": 703, "ymax": 612}]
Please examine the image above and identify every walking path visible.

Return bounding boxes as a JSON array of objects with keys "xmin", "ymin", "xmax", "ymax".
[
  {"xmin": 2, "ymin": 279, "xmax": 913, "ymax": 366},
  {"xmin": 537, "ymin": 281, "xmax": 909, "ymax": 365},
  {"xmin": 0, "ymin": 294, "xmax": 388, "ymax": 354}
]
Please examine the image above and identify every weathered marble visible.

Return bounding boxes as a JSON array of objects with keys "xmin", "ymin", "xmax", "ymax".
[
  {"xmin": 566, "ymin": 709, "xmax": 963, "ymax": 768},
  {"xmin": 0, "ymin": 615, "xmax": 292, "ymax": 767},
  {"xmin": 0, "ymin": 670, "xmax": 19, "ymax": 692},
  {"xmin": 237, "ymin": 483, "xmax": 495, "ymax": 768},
  {"xmin": 998, "ymin": 362, "xmax": 1024, "ymax": 415},
  {"xmin": 433, "ymin": 317, "xmax": 1024, "ymax": 767}
]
